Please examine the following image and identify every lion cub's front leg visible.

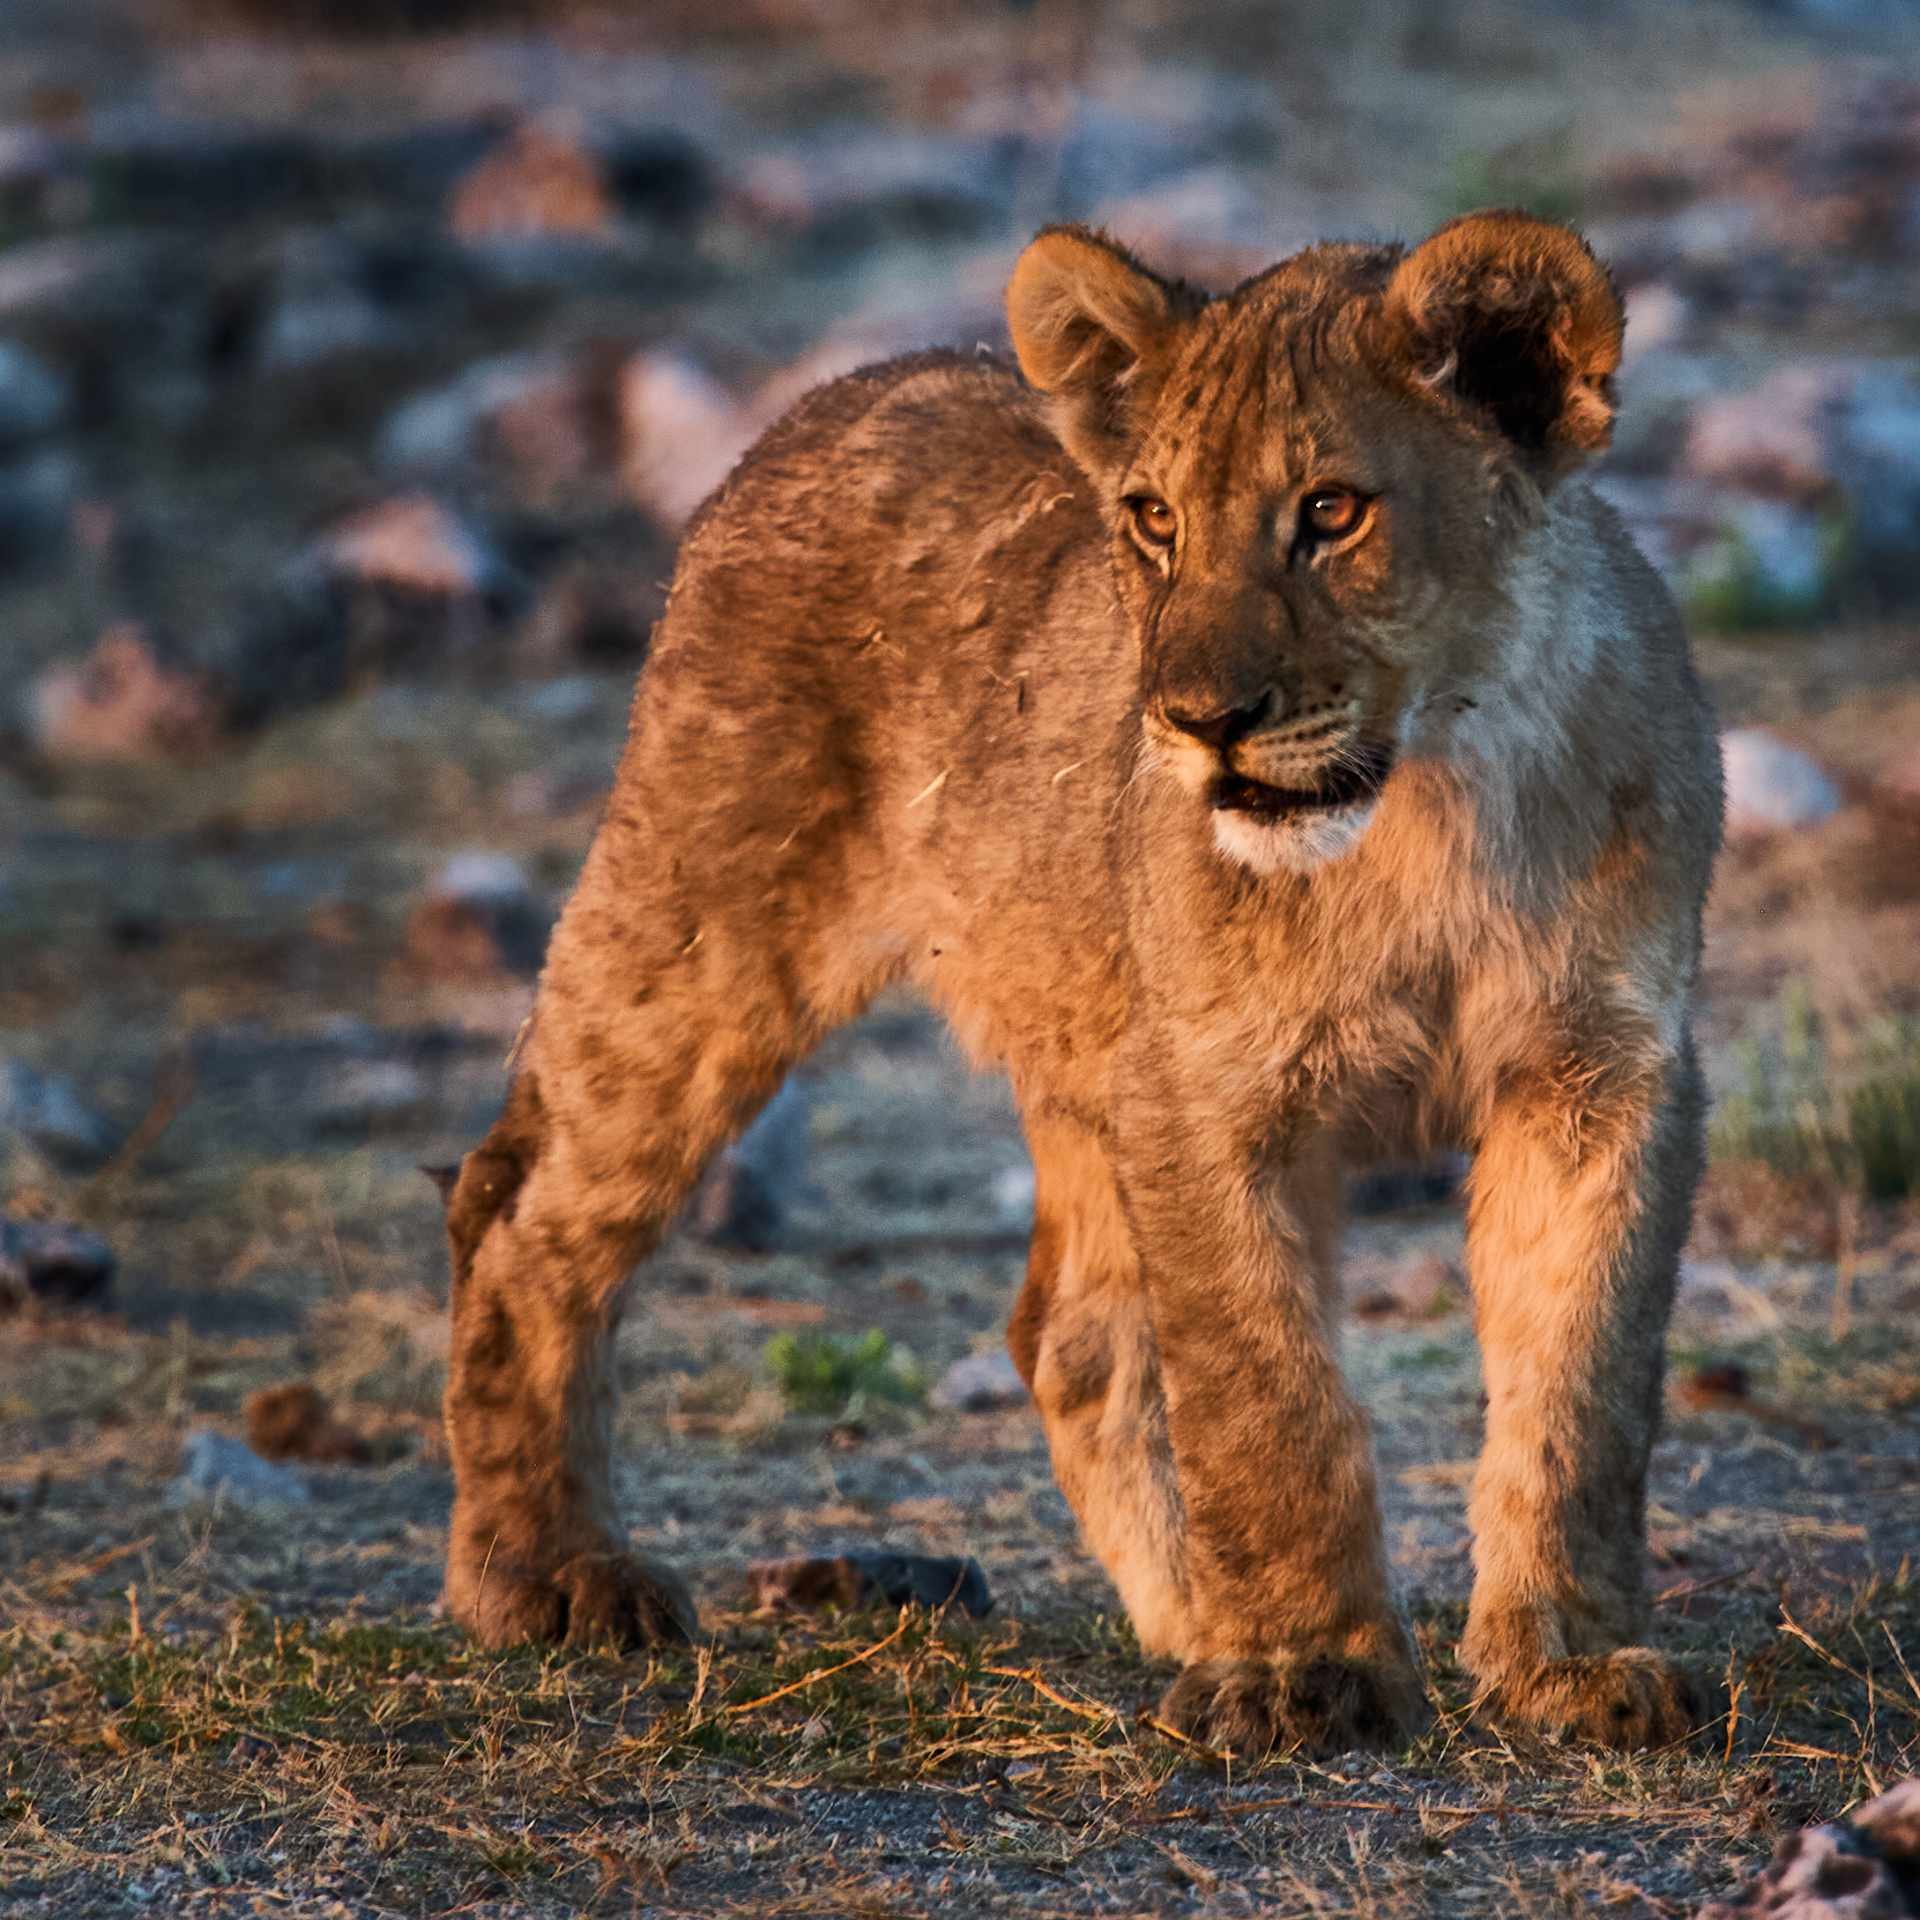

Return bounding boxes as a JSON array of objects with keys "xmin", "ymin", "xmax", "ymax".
[
  {"xmin": 1461, "ymin": 1028, "xmax": 1708, "ymax": 1750},
  {"xmin": 1107, "ymin": 1117, "xmax": 1424, "ymax": 1757}
]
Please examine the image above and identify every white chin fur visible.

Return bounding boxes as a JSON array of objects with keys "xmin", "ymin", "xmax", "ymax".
[{"xmin": 1212, "ymin": 799, "xmax": 1378, "ymax": 875}]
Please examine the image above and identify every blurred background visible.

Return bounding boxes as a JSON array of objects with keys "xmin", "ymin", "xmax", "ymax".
[{"xmin": 2, "ymin": 0, "xmax": 1919, "ymax": 1666}]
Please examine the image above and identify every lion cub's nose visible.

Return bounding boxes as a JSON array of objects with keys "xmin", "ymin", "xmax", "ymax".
[{"xmin": 1162, "ymin": 688, "xmax": 1274, "ymax": 754}]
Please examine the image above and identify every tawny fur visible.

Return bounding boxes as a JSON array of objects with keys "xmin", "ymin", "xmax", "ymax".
[{"xmin": 437, "ymin": 210, "xmax": 1722, "ymax": 1757}]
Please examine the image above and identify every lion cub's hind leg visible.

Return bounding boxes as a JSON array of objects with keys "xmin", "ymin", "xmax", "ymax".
[
  {"xmin": 438, "ymin": 726, "xmax": 894, "ymax": 1652},
  {"xmin": 439, "ymin": 1057, "xmax": 701, "ymax": 1652}
]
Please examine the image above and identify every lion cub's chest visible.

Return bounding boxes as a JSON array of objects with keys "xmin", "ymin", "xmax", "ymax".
[{"xmin": 1156, "ymin": 837, "xmax": 1521, "ymax": 1146}]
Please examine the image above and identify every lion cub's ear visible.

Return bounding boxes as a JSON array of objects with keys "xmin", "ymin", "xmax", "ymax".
[
  {"xmin": 1007, "ymin": 226, "xmax": 1195, "ymax": 480},
  {"xmin": 1383, "ymin": 209, "xmax": 1623, "ymax": 480}
]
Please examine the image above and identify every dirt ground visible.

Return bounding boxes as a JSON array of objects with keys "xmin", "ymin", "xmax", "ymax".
[{"xmin": 4, "ymin": 4, "xmax": 1920, "ymax": 1916}]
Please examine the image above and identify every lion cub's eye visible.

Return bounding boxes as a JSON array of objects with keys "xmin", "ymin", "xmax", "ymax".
[
  {"xmin": 1127, "ymin": 495, "xmax": 1178, "ymax": 550},
  {"xmin": 1300, "ymin": 487, "xmax": 1368, "ymax": 541}
]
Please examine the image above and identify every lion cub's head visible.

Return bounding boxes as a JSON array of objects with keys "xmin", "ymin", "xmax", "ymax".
[{"xmin": 1006, "ymin": 210, "xmax": 1625, "ymax": 875}]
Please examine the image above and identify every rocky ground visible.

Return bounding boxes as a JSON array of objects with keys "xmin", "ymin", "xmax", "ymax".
[{"xmin": 3, "ymin": 1, "xmax": 1920, "ymax": 1915}]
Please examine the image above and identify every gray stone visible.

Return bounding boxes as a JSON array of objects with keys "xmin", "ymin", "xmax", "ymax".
[
  {"xmin": 379, "ymin": 353, "xmax": 566, "ymax": 471},
  {"xmin": 989, "ymin": 1161, "xmax": 1037, "ymax": 1231},
  {"xmin": 1722, "ymin": 728, "xmax": 1843, "ymax": 838},
  {"xmin": 1845, "ymin": 368, "xmax": 1920, "ymax": 595},
  {"xmin": 0, "ymin": 448, "xmax": 77, "ymax": 570},
  {"xmin": 0, "ymin": 1061, "xmax": 117, "ymax": 1169},
  {"xmin": 930, "ymin": 1347, "xmax": 1029, "ymax": 1414},
  {"xmin": 0, "ymin": 341, "xmax": 69, "ymax": 447},
  {"xmin": 405, "ymin": 850, "xmax": 551, "ymax": 981},
  {"xmin": 0, "ymin": 1216, "xmax": 116, "ymax": 1310},
  {"xmin": 749, "ymin": 1548, "xmax": 992, "ymax": 1618},
  {"xmin": 689, "ymin": 1078, "xmax": 812, "ymax": 1253},
  {"xmin": 168, "ymin": 1430, "xmax": 311, "ymax": 1514},
  {"xmin": 1348, "ymin": 1153, "xmax": 1469, "ymax": 1215},
  {"xmin": 312, "ymin": 1060, "xmax": 430, "ymax": 1136},
  {"xmin": 433, "ymin": 850, "xmax": 536, "ymax": 910}
]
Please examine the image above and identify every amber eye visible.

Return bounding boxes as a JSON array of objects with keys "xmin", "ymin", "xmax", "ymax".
[
  {"xmin": 1128, "ymin": 495, "xmax": 1178, "ymax": 550},
  {"xmin": 1300, "ymin": 487, "xmax": 1367, "ymax": 541}
]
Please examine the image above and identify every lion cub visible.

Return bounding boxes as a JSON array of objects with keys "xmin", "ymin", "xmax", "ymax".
[{"xmin": 436, "ymin": 211, "xmax": 1721, "ymax": 1756}]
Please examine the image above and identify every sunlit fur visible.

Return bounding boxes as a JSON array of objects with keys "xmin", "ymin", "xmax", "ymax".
[{"xmin": 434, "ymin": 212, "xmax": 1722, "ymax": 1760}]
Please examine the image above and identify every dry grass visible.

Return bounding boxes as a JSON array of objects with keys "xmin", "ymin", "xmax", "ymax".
[{"xmin": 4, "ymin": 1552, "xmax": 1919, "ymax": 1914}]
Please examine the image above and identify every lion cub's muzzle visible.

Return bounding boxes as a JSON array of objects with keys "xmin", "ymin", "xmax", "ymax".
[
  {"xmin": 1211, "ymin": 738, "xmax": 1397, "ymax": 818},
  {"xmin": 1157, "ymin": 685, "xmax": 1396, "ymax": 818}
]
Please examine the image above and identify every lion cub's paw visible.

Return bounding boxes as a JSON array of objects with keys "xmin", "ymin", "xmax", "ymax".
[
  {"xmin": 1481, "ymin": 1647, "xmax": 1701, "ymax": 1751},
  {"xmin": 1156, "ymin": 1654, "xmax": 1424, "ymax": 1759},
  {"xmin": 453, "ymin": 1547, "xmax": 698, "ymax": 1652}
]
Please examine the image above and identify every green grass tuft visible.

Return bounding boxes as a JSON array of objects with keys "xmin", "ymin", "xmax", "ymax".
[{"xmin": 763, "ymin": 1328, "xmax": 927, "ymax": 1417}]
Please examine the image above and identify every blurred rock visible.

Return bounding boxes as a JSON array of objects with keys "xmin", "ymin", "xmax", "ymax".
[
  {"xmin": 321, "ymin": 494, "xmax": 508, "ymax": 601},
  {"xmin": 254, "ymin": 250, "xmax": 396, "ymax": 373},
  {"xmin": 737, "ymin": 131, "xmax": 1009, "ymax": 254},
  {"xmin": 619, "ymin": 351, "xmax": 755, "ymax": 529},
  {"xmin": 0, "ymin": 341, "xmax": 69, "ymax": 446},
  {"xmin": 1045, "ymin": 102, "xmax": 1226, "ymax": 219},
  {"xmin": 516, "ymin": 521, "xmax": 673, "ymax": 670},
  {"xmin": 1619, "ymin": 282, "xmax": 1699, "ymax": 365},
  {"xmin": 1091, "ymin": 167, "xmax": 1304, "ymax": 285},
  {"xmin": 1685, "ymin": 365, "xmax": 1843, "ymax": 502},
  {"xmin": 312, "ymin": 1059, "xmax": 430, "ymax": 1136},
  {"xmin": 450, "ymin": 119, "xmax": 615, "ymax": 243},
  {"xmin": 27, "ymin": 624, "xmax": 224, "ymax": 765},
  {"xmin": 598, "ymin": 125, "xmax": 714, "ymax": 231},
  {"xmin": 0, "ymin": 448, "xmax": 77, "ymax": 571},
  {"xmin": 0, "ymin": 1216, "xmax": 115, "ymax": 1311},
  {"xmin": 1722, "ymin": 728, "xmax": 1843, "ymax": 837},
  {"xmin": 1348, "ymin": 1154, "xmax": 1468, "ymax": 1215},
  {"xmin": 380, "ymin": 352, "xmax": 601, "ymax": 498},
  {"xmin": 989, "ymin": 1162, "xmax": 1037, "ymax": 1231},
  {"xmin": 749, "ymin": 1548, "xmax": 992, "ymax": 1617},
  {"xmin": 1349, "ymin": 1252, "xmax": 1461, "ymax": 1320},
  {"xmin": 1698, "ymin": 1775, "xmax": 1920, "ymax": 1918},
  {"xmin": 1846, "ymin": 367, "xmax": 1920, "ymax": 594},
  {"xmin": 405, "ymin": 851, "xmax": 550, "ymax": 981},
  {"xmin": 689, "ymin": 1078, "xmax": 812, "ymax": 1252},
  {"xmin": 930, "ymin": 1347, "xmax": 1028, "ymax": 1414},
  {"xmin": 244, "ymin": 1382, "xmax": 371, "ymax": 1465},
  {"xmin": 218, "ymin": 500, "xmax": 518, "ymax": 732},
  {"xmin": 1605, "ymin": 350, "xmax": 1724, "ymax": 476},
  {"xmin": 0, "ymin": 126, "xmax": 60, "ymax": 228},
  {"xmin": 1878, "ymin": 746, "xmax": 1920, "ymax": 815},
  {"xmin": 168, "ymin": 1430, "xmax": 310, "ymax": 1514},
  {"xmin": 0, "ymin": 1060, "xmax": 117, "ymax": 1169},
  {"xmin": 1699, "ymin": 69, "xmax": 1920, "ymax": 261},
  {"xmin": 1677, "ymin": 360, "xmax": 1920, "ymax": 610}
]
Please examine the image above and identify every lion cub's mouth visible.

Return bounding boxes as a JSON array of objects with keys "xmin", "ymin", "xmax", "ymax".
[{"xmin": 1210, "ymin": 741, "xmax": 1397, "ymax": 819}]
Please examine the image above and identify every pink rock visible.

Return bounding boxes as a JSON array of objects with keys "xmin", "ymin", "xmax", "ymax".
[
  {"xmin": 449, "ymin": 119, "xmax": 614, "ymax": 243},
  {"xmin": 1877, "ymin": 746, "xmax": 1920, "ymax": 814},
  {"xmin": 322, "ymin": 495, "xmax": 501, "ymax": 600},
  {"xmin": 28, "ymin": 623, "xmax": 222, "ymax": 764},
  {"xmin": 619, "ymin": 352, "xmax": 756, "ymax": 530},
  {"xmin": 1684, "ymin": 366, "xmax": 1849, "ymax": 504}
]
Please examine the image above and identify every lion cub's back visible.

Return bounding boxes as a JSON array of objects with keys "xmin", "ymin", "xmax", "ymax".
[
  {"xmin": 676, "ymin": 349, "xmax": 1067, "ymax": 597},
  {"xmin": 648, "ymin": 346, "xmax": 1115, "ymax": 806}
]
